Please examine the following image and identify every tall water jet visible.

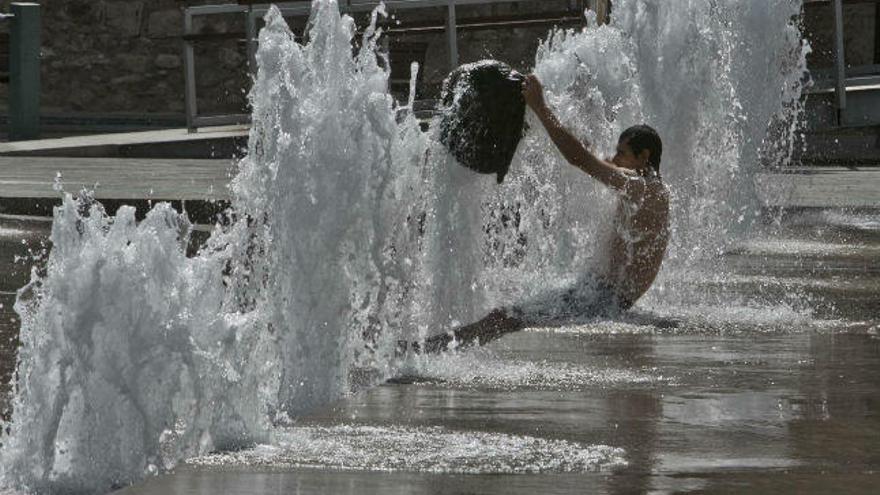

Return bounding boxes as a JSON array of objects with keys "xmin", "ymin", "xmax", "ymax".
[
  {"xmin": 233, "ymin": 0, "xmax": 429, "ymax": 413},
  {"xmin": 473, "ymin": 0, "xmax": 811, "ymax": 315}
]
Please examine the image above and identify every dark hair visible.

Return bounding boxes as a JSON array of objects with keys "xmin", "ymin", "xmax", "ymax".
[{"xmin": 620, "ymin": 124, "xmax": 662, "ymax": 173}]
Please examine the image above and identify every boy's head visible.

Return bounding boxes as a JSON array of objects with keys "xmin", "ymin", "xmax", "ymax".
[{"xmin": 612, "ymin": 125, "xmax": 662, "ymax": 175}]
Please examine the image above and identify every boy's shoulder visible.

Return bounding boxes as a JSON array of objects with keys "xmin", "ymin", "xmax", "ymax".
[{"xmin": 620, "ymin": 170, "xmax": 667, "ymax": 201}]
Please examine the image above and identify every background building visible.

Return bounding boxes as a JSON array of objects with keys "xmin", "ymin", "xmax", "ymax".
[{"xmin": 0, "ymin": 0, "xmax": 877, "ymax": 164}]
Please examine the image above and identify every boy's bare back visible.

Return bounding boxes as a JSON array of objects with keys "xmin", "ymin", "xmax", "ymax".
[{"xmin": 602, "ymin": 176, "xmax": 670, "ymax": 308}]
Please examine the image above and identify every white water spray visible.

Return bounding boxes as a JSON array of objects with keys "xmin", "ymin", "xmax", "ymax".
[{"xmin": 0, "ymin": 0, "xmax": 808, "ymax": 493}]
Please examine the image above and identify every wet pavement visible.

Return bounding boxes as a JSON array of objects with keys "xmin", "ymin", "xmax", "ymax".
[
  {"xmin": 0, "ymin": 215, "xmax": 49, "ymax": 410},
  {"xmin": 2, "ymin": 210, "xmax": 879, "ymax": 494},
  {"xmin": 110, "ymin": 328, "xmax": 880, "ymax": 494}
]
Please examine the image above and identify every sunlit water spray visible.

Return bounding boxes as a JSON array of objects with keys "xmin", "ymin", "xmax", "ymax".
[{"xmin": 1, "ymin": 0, "xmax": 810, "ymax": 492}]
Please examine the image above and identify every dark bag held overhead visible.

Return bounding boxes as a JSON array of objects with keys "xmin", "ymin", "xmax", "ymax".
[{"xmin": 438, "ymin": 60, "xmax": 526, "ymax": 184}]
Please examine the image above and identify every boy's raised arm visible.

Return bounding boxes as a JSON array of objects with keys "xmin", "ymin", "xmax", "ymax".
[{"xmin": 522, "ymin": 75, "xmax": 632, "ymax": 192}]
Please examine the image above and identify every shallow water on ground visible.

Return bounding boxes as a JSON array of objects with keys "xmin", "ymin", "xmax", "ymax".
[
  {"xmin": 2, "ymin": 210, "xmax": 878, "ymax": 494},
  {"xmin": 112, "ymin": 330, "xmax": 880, "ymax": 494}
]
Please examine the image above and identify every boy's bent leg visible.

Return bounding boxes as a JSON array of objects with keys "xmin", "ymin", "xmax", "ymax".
[{"xmin": 416, "ymin": 308, "xmax": 524, "ymax": 354}]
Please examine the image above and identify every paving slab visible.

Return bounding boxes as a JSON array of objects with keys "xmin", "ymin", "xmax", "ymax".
[
  {"xmin": 0, "ymin": 126, "xmax": 248, "ymax": 159},
  {"xmin": 0, "ymin": 151, "xmax": 877, "ymax": 212},
  {"xmin": 0, "ymin": 156, "xmax": 234, "ymax": 201},
  {"xmin": 754, "ymin": 167, "xmax": 880, "ymax": 208}
]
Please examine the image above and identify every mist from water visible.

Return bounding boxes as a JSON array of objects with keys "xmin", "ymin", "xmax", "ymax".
[{"xmin": 0, "ymin": 1, "xmax": 808, "ymax": 493}]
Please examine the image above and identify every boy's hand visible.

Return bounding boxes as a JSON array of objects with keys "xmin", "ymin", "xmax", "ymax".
[{"xmin": 522, "ymin": 74, "xmax": 546, "ymax": 111}]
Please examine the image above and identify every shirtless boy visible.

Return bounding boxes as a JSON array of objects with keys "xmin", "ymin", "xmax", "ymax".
[{"xmin": 417, "ymin": 74, "xmax": 670, "ymax": 353}]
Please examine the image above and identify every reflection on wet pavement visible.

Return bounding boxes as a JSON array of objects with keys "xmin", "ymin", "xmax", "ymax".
[
  {"xmin": 1, "ymin": 211, "xmax": 878, "ymax": 494},
  {"xmin": 112, "ymin": 330, "xmax": 880, "ymax": 494}
]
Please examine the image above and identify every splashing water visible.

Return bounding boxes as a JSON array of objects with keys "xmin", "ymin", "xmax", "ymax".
[
  {"xmin": 0, "ymin": 3, "xmax": 428, "ymax": 492},
  {"xmin": 190, "ymin": 425, "xmax": 627, "ymax": 474},
  {"xmin": 501, "ymin": 0, "xmax": 810, "ymax": 304},
  {"xmin": 396, "ymin": 349, "xmax": 674, "ymax": 390},
  {"xmin": 0, "ymin": 0, "xmax": 809, "ymax": 493}
]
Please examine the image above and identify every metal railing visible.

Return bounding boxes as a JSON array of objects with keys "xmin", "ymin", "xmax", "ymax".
[
  {"xmin": 183, "ymin": 0, "xmax": 588, "ymax": 131},
  {"xmin": 803, "ymin": 0, "xmax": 880, "ymax": 127}
]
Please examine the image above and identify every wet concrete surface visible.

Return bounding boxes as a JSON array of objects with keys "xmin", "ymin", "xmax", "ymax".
[
  {"xmin": 1, "ymin": 210, "xmax": 879, "ymax": 494},
  {"xmin": 109, "ymin": 328, "xmax": 880, "ymax": 494},
  {"xmin": 0, "ymin": 215, "xmax": 50, "ymax": 410}
]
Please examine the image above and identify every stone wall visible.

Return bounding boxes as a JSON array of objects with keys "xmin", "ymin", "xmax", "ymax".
[
  {"xmin": 0, "ymin": 0, "xmax": 587, "ymax": 118},
  {"xmin": 376, "ymin": 1, "xmax": 589, "ymax": 100},
  {"xmin": 0, "ymin": 1, "xmax": 876, "ymax": 121},
  {"xmin": 0, "ymin": 0, "xmax": 250, "ymax": 116},
  {"xmin": 803, "ymin": 1, "xmax": 878, "ymax": 71}
]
